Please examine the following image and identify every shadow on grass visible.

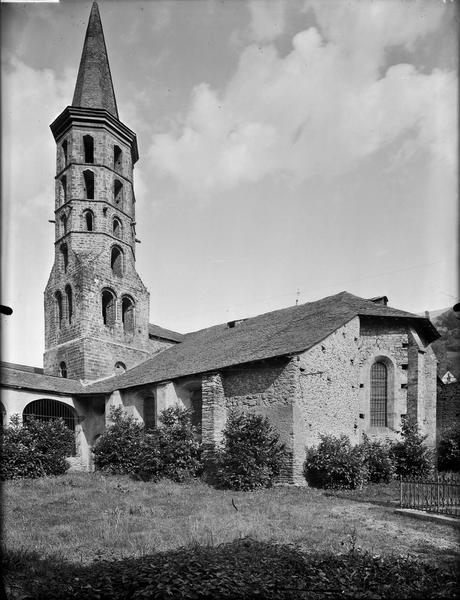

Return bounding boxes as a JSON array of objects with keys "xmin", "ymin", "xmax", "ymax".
[{"xmin": 3, "ymin": 538, "xmax": 459, "ymax": 600}]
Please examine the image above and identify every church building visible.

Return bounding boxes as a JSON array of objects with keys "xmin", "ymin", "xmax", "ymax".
[{"xmin": 1, "ymin": 3, "xmax": 440, "ymax": 483}]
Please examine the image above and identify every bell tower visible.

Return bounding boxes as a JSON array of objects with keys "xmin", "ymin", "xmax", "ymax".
[{"xmin": 44, "ymin": 2, "xmax": 151, "ymax": 380}]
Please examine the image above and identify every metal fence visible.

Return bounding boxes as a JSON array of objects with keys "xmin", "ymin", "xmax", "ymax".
[{"xmin": 400, "ymin": 474, "xmax": 460, "ymax": 517}]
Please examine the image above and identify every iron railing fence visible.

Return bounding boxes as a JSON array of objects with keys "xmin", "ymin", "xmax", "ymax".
[{"xmin": 400, "ymin": 474, "xmax": 460, "ymax": 517}]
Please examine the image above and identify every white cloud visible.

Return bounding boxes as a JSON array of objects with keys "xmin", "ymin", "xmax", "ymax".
[
  {"xmin": 147, "ymin": 1, "xmax": 456, "ymax": 197},
  {"xmin": 248, "ymin": 0, "xmax": 287, "ymax": 42}
]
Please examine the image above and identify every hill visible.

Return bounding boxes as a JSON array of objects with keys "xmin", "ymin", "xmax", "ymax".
[{"xmin": 428, "ymin": 308, "xmax": 460, "ymax": 380}]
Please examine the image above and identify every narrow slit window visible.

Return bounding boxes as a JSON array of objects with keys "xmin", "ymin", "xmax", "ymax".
[
  {"xmin": 114, "ymin": 179, "xmax": 123, "ymax": 206},
  {"xmin": 60, "ymin": 214, "xmax": 68, "ymax": 236},
  {"xmin": 83, "ymin": 170, "xmax": 94, "ymax": 200},
  {"xmin": 55, "ymin": 291, "xmax": 63, "ymax": 328},
  {"xmin": 114, "ymin": 145, "xmax": 122, "ymax": 172},
  {"xmin": 59, "ymin": 362, "xmax": 67, "ymax": 378},
  {"xmin": 83, "ymin": 135, "xmax": 94, "ymax": 163},
  {"xmin": 65, "ymin": 285, "xmax": 73, "ymax": 324},
  {"xmin": 370, "ymin": 362, "xmax": 387, "ymax": 427},
  {"xmin": 60, "ymin": 244, "xmax": 68, "ymax": 272},
  {"xmin": 111, "ymin": 246, "xmax": 123, "ymax": 276},
  {"xmin": 62, "ymin": 140, "xmax": 68, "ymax": 166},
  {"xmin": 84, "ymin": 210, "xmax": 94, "ymax": 231},
  {"xmin": 121, "ymin": 296, "xmax": 134, "ymax": 334},
  {"xmin": 60, "ymin": 175, "xmax": 67, "ymax": 205},
  {"xmin": 113, "ymin": 217, "xmax": 122, "ymax": 238},
  {"xmin": 102, "ymin": 289, "xmax": 116, "ymax": 326}
]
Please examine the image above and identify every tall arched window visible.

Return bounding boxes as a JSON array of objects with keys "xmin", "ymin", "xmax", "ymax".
[
  {"xmin": 114, "ymin": 179, "xmax": 123, "ymax": 206},
  {"xmin": 60, "ymin": 175, "xmax": 67, "ymax": 205},
  {"xmin": 55, "ymin": 291, "xmax": 63, "ymax": 328},
  {"xmin": 370, "ymin": 362, "xmax": 387, "ymax": 427},
  {"xmin": 59, "ymin": 362, "xmax": 68, "ymax": 378},
  {"xmin": 102, "ymin": 289, "xmax": 116, "ymax": 326},
  {"xmin": 121, "ymin": 296, "xmax": 134, "ymax": 334},
  {"xmin": 83, "ymin": 170, "xmax": 94, "ymax": 199},
  {"xmin": 83, "ymin": 135, "xmax": 94, "ymax": 163},
  {"xmin": 60, "ymin": 244, "xmax": 68, "ymax": 272},
  {"xmin": 83, "ymin": 210, "xmax": 94, "ymax": 231},
  {"xmin": 113, "ymin": 217, "xmax": 122, "ymax": 238},
  {"xmin": 111, "ymin": 246, "xmax": 123, "ymax": 276},
  {"xmin": 65, "ymin": 285, "xmax": 73, "ymax": 324},
  {"xmin": 114, "ymin": 145, "xmax": 122, "ymax": 173}
]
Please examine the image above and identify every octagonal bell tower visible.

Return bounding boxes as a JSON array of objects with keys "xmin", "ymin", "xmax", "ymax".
[{"xmin": 44, "ymin": 2, "xmax": 151, "ymax": 381}]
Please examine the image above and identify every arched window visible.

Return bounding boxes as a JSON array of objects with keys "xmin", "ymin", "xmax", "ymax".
[
  {"xmin": 60, "ymin": 175, "xmax": 67, "ymax": 205},
  {"xmin": 83, "ymin": 135, "xmax": 94, "ymax": 163},
  {"xmin": 60, "ymin": 213, "xmax": 68, "ymax": 236},
  {"xmin": 83, "ymin": 210, "xmax": 94, "ymax": 231},
  {"xmin": 83, "ymin": 170, "xmax": 94, "ymax": 199},
  {"xmin": 370, "ymin": 362, "xmax": 387, "ymax": 427},
  {"xmin": 60, "ymin": 362, "xmax": 68, "ymax": 378},
  {"xmin": 111, "ymin": 246, "xmax": 123, "ymax": 276},
  {"xmin": 60, "ymin": 244, "xmax": 68, "ymax": 272},
  {"xmin": 23, "ymin": 399, "xmax": 76, "ymax": 454},
  {"xmin": 114, "ymin": 145, "xmax": 122, "ymax": 173},
  {"xmin": 62, "ymin": 140, "xmax": 68, "ymax": 166},
  {"xmin": 114, "ymin": 361, "xmax": 126, "ymax": 374},
  {"xmin": 143, "ymin": 396, "xmax": 156, "ymax": 429},
  {"xmin": 65, "ymin": 285, "xmax": 73, "ymax": 324},
  {"xmin": 102, "ymin": 289, "xmax": 116, "ymax": 326},
  {"xmin": 121, "ymin": 296, "xmax": 134, "ymax": 334},
  {"xmin": 114, "ymin": 179, "xmax": 123, "ymax": 206},
  {"xmin": 113, "ymin": 217, "xmax": 122, "ymax": 238},
  {"xmin": 55, "ymin": 291, "xmax": 63, "ymax": 328}
]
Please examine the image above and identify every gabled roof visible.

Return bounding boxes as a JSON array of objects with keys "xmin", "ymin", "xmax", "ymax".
[
  {"xmin": 148, "ymin": 323, "xmax": 185, "ymax": 343},
  {"xmin": 72, "ymin": 2, "xmax": 118, "ymax": 118},
  {"xmin": 85, "ymin": 291, "xmax": 439, "ymax": 393}
]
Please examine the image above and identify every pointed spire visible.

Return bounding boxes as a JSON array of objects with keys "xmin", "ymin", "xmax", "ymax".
[{"xmin": 72, "ymin": 2, "xmax": 119, "ymax": 118}]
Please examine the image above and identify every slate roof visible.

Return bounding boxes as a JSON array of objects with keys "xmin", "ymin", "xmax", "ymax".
[
  {"xmin": 1, "ymin": 362, "xmax": 86, "ymax": 395},
  {"xmin": 148, "ymin": 323, "xmax": 185, "ymax": 343},
  {"xmin": 85, "ymin": 291, "xmax": 439, "ymax": 394},
  {"xmin": 72, "ymin": 2, "xmax": 119, "ymax": 118}
]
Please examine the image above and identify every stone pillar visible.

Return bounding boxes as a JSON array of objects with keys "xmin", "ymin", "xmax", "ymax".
[{"xmin": 201, "ymin": 372, "xmax": 226, "ymax": 447}]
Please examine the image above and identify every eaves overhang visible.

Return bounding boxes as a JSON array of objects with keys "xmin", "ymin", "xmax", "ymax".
[{"xmin": 50, "ymin": 106, "xmax": 139, "ymax": 164}]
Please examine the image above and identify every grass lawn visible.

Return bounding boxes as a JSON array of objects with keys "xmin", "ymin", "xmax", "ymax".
[{"xmin": 3, "ymin": 473, "xmax": 459, "ymax": 598}]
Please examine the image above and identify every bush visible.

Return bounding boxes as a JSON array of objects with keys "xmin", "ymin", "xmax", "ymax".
[
  {"xmin": 437, "ymin": 424, "xmax": 460, "ymax": 472},
  {"xmin": 93, "ymin": 406, "xmax": 202, "ymax": 481},
  {"xmin": 389, "ymin": 416, "xmax": 433, "ymax": 478},
  {"xmin": 214, "ymin": 412, "xmax": 287, "ymax": 491},
  {"xmin": 92, "ymin": 407, "xmax": 144, "ymax": 475},
  {"xmin": 136, "ymin": 407, "xmax": 202, "ymax": 482},
  {"xmin": 1, "ymin": 415, "xmax": 74, "ymax": 480},
  {"xmin": 304, "ymin": 434, "xmax": 368, "ymax": 490},
  {"xmin": 361, "ymin": 434, "xmax": 395, "ymax": 484}
]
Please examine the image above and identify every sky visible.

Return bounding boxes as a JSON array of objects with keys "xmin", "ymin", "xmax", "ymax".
[{"xmin": 1, "ymin": 0, "xmax": 458, "ymax": 368}]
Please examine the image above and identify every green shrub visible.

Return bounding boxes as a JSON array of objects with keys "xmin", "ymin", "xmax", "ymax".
[
  {"xmin": 92, "ymin": 407, "xmax": 144, "ymax": 475},
  {"xmin": 389, "ymin": 416, "xmax": 433, "ymax": 478},
  {"xmin": 136, "ymin": 407, "xmax": 202, "ymax": 482},
  {"xmin": 93, "ymin": 406, "xmax": 202, "ymax": 481},
  {"xmin": 14, "ymin": 540, "xmax": 459, "ymax": 600},
  {"xmin": 214, "ymin": 412, "xmax": 287, "ymax": 491},
  {"xmin": 304, "ymin": 435, "xmax": 368, "ymax": 490},
  {"xmin": 437, "ymin": 424, "xmax": 460, "ymax": 472},
  {"xmin": 361, "ymin": 434, "xmax": 395, "ymax": 483},
  {"xmin": 1, "ymin": 415, "xmax": 74, "ymax": 480}
]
